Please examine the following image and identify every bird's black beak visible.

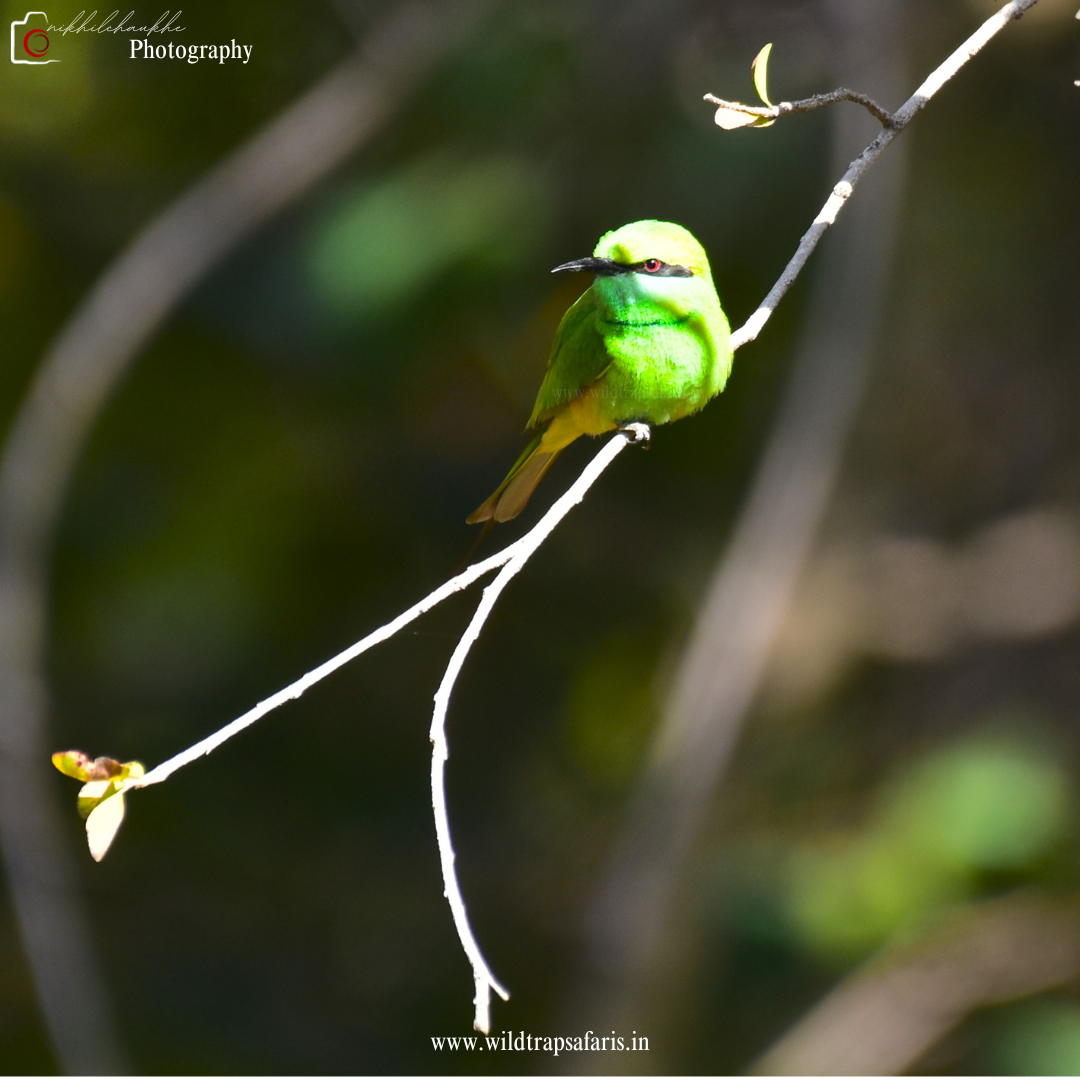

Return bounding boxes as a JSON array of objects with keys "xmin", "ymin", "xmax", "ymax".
[{"xmin": 551, "ymin": 256, "xmax": 623, "ymax": 276}]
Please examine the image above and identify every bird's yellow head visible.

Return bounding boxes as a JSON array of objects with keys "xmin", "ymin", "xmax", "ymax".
[
  {"xmin": 550, "ymin": 219, "xmax": 720, "ymax": 325},
  {"xmin": 593, "ymin": 219, "xmax": 712, "ymax": 279}
]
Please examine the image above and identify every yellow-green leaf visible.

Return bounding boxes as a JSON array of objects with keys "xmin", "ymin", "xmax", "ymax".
[
  {"xmin": 52, "ymin": 750, "xmax": 128, "ymax": 782},
  {"xmin": 713, "ymin": 106, "xmax": 761, "ymax": 130},
  {"xmin": 78, "ymin": 779, "xmax": 115, "ymax": 819},
  {"xmin": 85, "ymin": 792, "xmax": 126, "ymax": 862},
  {"xmin": 53, "ymin": 750, "xmax": 95, "ymax": 781},
  {"xmin": 752, "ymin": 42, "xmax": 774, "ymax": 107},
  {"xmin": 54, "ymin": 750, "xmax": 144, "ymax": 857}
]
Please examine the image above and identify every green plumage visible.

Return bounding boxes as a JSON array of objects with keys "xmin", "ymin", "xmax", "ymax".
[{"xmin": 469, "ymin": 220, "xmax": 732, "ymax": 523}]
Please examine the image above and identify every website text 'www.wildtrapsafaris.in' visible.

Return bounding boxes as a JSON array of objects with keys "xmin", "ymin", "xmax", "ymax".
[{"xmin": 431, "ymin": 1030, "xmax": 648, "ymax": 1057}]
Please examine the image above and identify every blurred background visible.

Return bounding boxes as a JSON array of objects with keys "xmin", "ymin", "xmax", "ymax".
[{"xmin": 2, "ymin": 0, "xmax": 1080, "ymax": 1072}]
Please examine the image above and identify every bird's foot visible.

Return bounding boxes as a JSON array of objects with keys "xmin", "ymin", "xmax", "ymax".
[{"xmin": 619, "ymin": 422, "xmax": 651, "ymax": 447}]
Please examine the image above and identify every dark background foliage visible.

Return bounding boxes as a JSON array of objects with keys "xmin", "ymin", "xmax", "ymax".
[{"xmin": 2, "ymin": 0, "xmax": 1080, "ymax": 1072}]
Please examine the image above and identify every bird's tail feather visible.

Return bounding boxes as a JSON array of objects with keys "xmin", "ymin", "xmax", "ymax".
[{"xmin": 467, "ymin": 434, "xmax": 564, "ymax": 524}]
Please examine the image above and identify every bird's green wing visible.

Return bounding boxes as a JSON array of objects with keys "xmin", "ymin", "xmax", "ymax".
[{"xmin": 527, "ymin": 288, "xmax": 611, "ymax": 429}]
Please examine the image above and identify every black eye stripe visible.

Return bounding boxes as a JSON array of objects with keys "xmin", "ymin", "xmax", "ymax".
[
  {"xmin": 551, "ymin": 256, "xmax": 696, "ymax": 278},
  {"xmin": 628, "ymin": 260, "xmax": 694, "ymax": 278}
]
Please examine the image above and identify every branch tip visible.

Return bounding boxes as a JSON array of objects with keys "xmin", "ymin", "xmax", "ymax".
[{"xmin": 619, "ymin": 421, "xmax": 651, "ymax": 445}]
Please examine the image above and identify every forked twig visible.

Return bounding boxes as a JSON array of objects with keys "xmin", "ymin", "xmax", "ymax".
[{"xmin": 704, "ymin": 87, "xmax": 895, "ymax": 127}]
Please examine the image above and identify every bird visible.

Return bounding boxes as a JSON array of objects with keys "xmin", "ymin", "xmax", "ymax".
[{"xmin": 467, "ymin": 219, "xmax": 733, "ymax": 524}]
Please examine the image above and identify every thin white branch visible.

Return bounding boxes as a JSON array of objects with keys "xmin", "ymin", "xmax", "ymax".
[
  {"xmin": 126, "ymin": 541, "xmax": 524, "ymax": 791},
  {"xmin": 427, "ymin": 424, "xmax": 648, "ymax": 1032},
  {"xmin": 125, "ymin": 426, "xmax": 643, "ymax": 797},
  {"xmin": 729, "ymin": 0, "xmax": 1039, "ymax": 351}
]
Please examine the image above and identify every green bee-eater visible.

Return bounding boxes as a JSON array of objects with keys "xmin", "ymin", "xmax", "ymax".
[{"xmin": 468, "ymin": 219, "xmax": 732, "ymax": 524}]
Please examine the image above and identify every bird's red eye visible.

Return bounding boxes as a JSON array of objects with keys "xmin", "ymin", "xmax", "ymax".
[{"xmin": 643, "ymin": 259, "xmax": 662, "ymax": 273}]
